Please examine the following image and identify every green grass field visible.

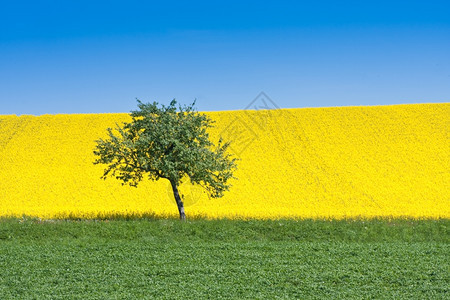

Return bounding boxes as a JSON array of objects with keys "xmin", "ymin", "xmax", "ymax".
[{"xmin": 0, "ymin": 218, "xmax": 448, "ymax": 299}]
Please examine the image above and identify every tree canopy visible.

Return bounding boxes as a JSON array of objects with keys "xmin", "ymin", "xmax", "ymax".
[{"xmin": 93, "ymin": 99, "xmax": 237, "ymax": 219}]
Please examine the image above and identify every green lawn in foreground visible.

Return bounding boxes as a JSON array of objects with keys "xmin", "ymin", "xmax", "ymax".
[{"xmin": 0, "ymin": 218, "xmax": 448, "ymax": 299}]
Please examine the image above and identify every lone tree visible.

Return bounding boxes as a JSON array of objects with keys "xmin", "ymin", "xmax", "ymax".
[{"xmin": 93, "ymin": 99, "xmax": 237, "ymax": 220}]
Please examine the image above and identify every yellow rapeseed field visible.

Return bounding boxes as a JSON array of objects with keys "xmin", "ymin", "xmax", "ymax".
[{"xmin": 0, "ymin": 103, "xmax": 448, "ymax": 219}]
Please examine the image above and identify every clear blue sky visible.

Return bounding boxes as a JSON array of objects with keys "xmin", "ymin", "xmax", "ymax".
[{"xmin": 1, "ymin": 0, "xmax": 449, "ymax": 115}]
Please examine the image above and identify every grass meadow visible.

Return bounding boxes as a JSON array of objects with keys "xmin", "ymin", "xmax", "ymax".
[{"xmin": 0, "ymin": 218, "xmax": 448, "ymax": 299}]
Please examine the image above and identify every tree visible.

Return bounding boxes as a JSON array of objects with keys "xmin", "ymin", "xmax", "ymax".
[{"xmin": 93, "ymin": 99, "xmax": 237, "ymax": 220}]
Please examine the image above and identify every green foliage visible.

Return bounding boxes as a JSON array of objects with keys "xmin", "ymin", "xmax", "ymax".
[
  {"xmin": 0, "ymin": 219, "xmax": 448, "ymax": 299},
  {"xmin": 93, "ymin": 99, "xmax": 237, "ymax": 199}
]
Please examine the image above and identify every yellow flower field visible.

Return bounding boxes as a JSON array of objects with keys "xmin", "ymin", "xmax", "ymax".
[{"xmin": 0, "ymin": 103, "xmax": 448, "ymax": 219}]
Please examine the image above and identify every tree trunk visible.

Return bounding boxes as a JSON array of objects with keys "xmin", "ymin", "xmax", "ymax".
[{"xmin": 170, "ymin": 180, "xmax": 186, "ymax": 220}]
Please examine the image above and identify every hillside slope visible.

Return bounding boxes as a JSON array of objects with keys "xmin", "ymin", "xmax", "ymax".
[{"xmin": 0, "ymin": 103, "xmax": 448, "ymax": 219}]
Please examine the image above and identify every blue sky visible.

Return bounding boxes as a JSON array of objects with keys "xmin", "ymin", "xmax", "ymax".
[{"xmin": 1, "ymin": 1, "xmax": 449, "ymax": 115}]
